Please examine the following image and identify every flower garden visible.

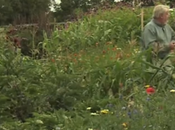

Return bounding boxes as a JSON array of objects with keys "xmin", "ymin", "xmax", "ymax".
[{"xmin": 1, "ymin": 6, "xmax": 175, "ymax": 130}]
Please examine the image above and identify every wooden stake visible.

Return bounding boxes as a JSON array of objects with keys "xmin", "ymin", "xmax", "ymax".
[{"xmin": 141, "ymin": 8, "xmax": 144, "ymax": 31}]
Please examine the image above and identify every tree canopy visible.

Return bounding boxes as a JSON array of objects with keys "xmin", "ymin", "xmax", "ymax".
[
  {"xmin": 0, "ymin": 0, "xmax": 174, "ymax": 25},
  {"xmin": 0, "ymin": 0, "xmax": 51, "ymax": 25}
]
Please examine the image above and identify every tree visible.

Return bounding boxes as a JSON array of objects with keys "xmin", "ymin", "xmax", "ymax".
[
  {"xmin": 0, "ymin": 0, "xmax": 13, "ymax": 25},
  {"xmin": 0, "ymin": 0, "xmax": 52, "ymax": 25},
  {"xmin": 12, "ymin": 0, "xmax": 51, "ymax": 24},
  {"xmin": 53, "ymin": 0, "xmax": 102, "ymax": 21}
]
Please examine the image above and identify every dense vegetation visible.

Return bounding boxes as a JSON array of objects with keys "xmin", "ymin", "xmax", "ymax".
[
  {"xmin": 1, "ymin": 6, "xmax": 175, "ymax": 129},
  {"xmin": 0, "ymin": 0, "xmax": 175, "ymax": 25}
]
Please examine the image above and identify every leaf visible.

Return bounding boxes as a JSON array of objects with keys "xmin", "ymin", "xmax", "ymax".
[{"xmin": 104, "ymin": 29, "xmax": 111, "ymax": 36}]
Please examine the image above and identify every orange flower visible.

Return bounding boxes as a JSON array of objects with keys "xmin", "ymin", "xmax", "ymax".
[
  {"xmin": 116, "ymin": 53, "xmax": 122, "ymax": 59},
  {"xmin": 112, "ymin": 47, "xmax": 117, "ymax": 51},
  {"xmin": 103, "ymin": 50, "xmax": 106, "ymax": 54},
  {"xmin": 74, "ymin": 53, "xmax": 78, "ymax": 57},
  {"xmin": 51, "ymin": 59, "xmax": 55, "ymax": 62}
]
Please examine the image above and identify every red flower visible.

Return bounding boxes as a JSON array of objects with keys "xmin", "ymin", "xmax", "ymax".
[{"xmin": 146, "ymin": 87, "xmax": 155, "ymax": 94}]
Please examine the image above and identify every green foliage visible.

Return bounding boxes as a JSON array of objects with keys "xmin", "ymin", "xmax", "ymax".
[
  {"xmin": 1, "ymin": 7, "xmax": 175, "ymax": 129},
  {"xmin": 52, "ymin": 7, "xmax": 155, "ymax": 52}
]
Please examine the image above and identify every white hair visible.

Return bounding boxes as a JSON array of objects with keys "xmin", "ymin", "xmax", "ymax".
[{"xmin": 153, "ymin": 5, "xmax": 170, "ymax": 18}]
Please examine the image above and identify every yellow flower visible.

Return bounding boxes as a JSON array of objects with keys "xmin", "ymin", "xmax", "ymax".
[
  {"xmin": 170, "ymin": 90, "xmax": 175, "ymax": 93},
  {"xmin": 100, "ymin": 109, "xmax": 109, "ymax": 114},
  {"xmin": 88, "ymin": 128, "xmax": 93, "ymax": 130},
  {"xmin": 122, "ymin": 123, "xmax": 129, "ymax": 129},
  {"xmin": 87, "ymin": 107, "xmax": 91, "ymax": 110},
  {"xmin": 122, "ymin": 122, "xmax": 128, "ymax": 127},
  {"xmin": 145, "ymin": 85, "xmax": 150, "ymax": 88}
]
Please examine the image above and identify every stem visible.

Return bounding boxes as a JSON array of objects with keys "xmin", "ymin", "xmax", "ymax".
[{"xmin": 149, "ymin": 56, "xmax": 171, "ymax": 84}]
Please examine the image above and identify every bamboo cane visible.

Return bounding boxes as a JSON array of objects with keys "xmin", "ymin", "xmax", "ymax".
[{"xmin": 141, "ymin": 8, "xmax": 144, "ymax": 31}]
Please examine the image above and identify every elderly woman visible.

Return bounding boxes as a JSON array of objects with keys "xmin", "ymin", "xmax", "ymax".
[{"xmin": 141, "ymin": 5, "xmax": 175, "ymax": 73}]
